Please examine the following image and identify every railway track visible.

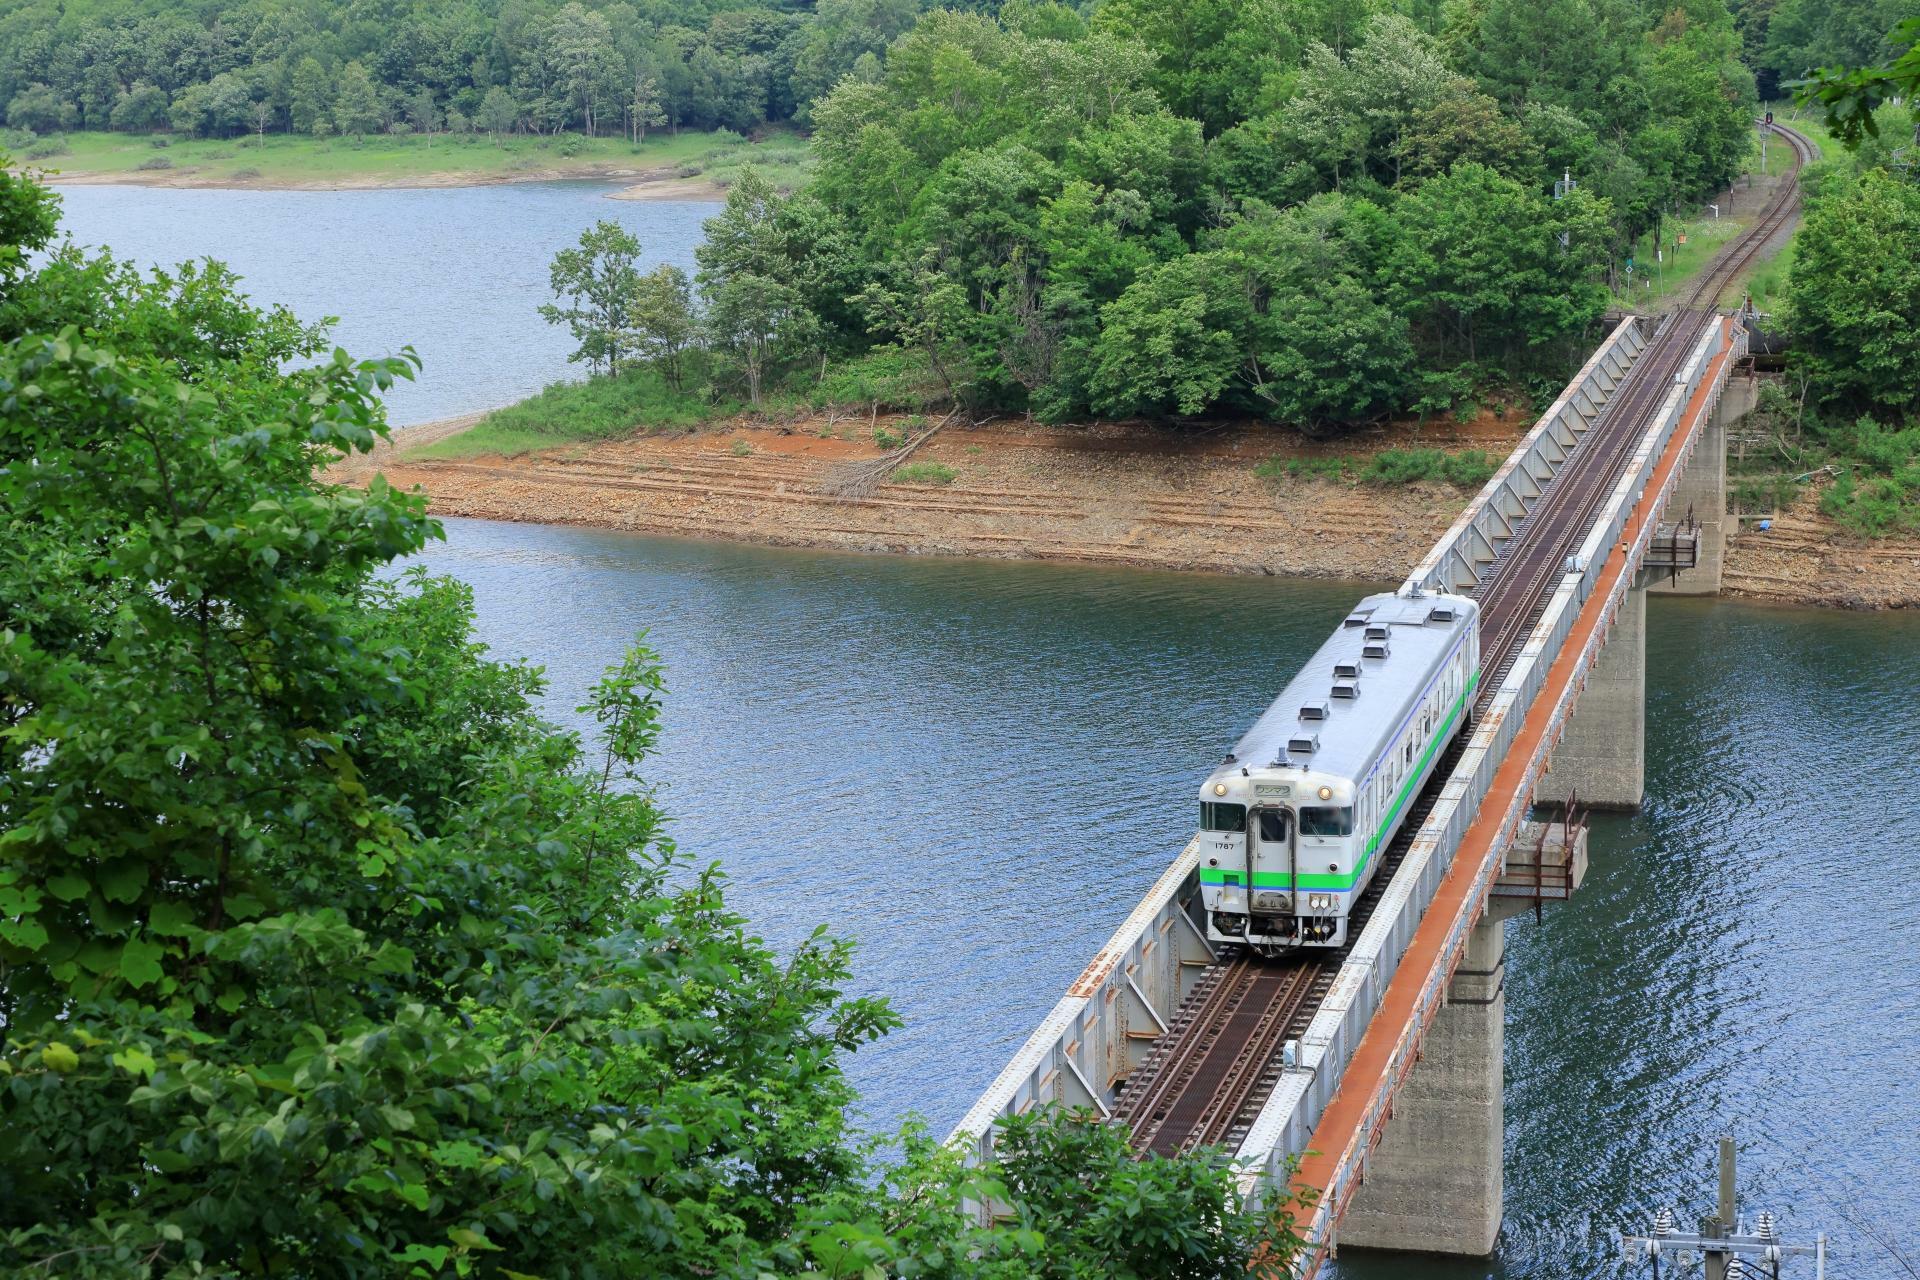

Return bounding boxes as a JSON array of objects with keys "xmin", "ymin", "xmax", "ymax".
[
  {"xmin": 1472, "ymin": 122, "xmax": 1815, "ymax": 693},
  {"xmin": 1117, "ymin": 124, "xmax": 1813, "ymax": 1161}
]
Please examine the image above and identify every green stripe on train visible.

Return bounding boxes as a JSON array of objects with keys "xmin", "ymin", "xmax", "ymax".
[{"xmin": 1197, "ymin": 666, "xmax": 1478, "ymax": 894}]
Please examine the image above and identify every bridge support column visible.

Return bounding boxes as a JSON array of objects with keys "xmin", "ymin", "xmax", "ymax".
[
  {"xmin": 1340, "ymin": 911, "xmax": 1507, "ymax": 1257},
  {"xmin": 1649, "ymin": 371, "xmax": 1754, "ymax": 596},
  {"xmin": 1533, "ymin": 585, "xmax": 1645, "ymax": 811}
]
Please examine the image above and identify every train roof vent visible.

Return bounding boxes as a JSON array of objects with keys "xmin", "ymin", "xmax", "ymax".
[
  {"xmin": 1343, "ymin": 609, "xmax": 1373, "ymax": 628},
  {"xmin": 1299, "ymin": 701, "xmax": 1329, "ymax": 722},
  {"xmin": 1287, "ymin": 733, "xmax": 1319, "ymax": 757},
  {"xmin": 1363, "ymin": 640, "xmax": 1390, "ymax": 660},
  {"xmin": 1333, "ymin": 661, "xmax": 1360, "ymax": 680},
  {"xmin": 1364, "ymin": 623, "xmax": 1391, "ymax": 641},
  {"xmin": 1331, "ymin": 679, "xmax": 1360, "ymax": 700},
  {"xmin": 1428, "ymin": 605, "xmax": 1456, "ymax": 623}
]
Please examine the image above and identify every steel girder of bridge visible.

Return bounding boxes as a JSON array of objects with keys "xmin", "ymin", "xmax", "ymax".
[{"xmin": 950, "ymin": 316, "xmax": 1745, "ymax": 1275}]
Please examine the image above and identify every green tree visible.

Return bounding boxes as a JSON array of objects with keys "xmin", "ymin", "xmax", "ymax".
[
  {"xmin": 333, "ymin": 60, "xmax": 381, "ymax": 141},
  {"xmin": 697, "ymin": 169, "xmax": 831, "ymax": 401},
  {"xmin": 289, "ymin": 55, "xmax": 331, "ymax": 135},
  {"xmin": 540, "ymin": 217, "xmax": 643, "ymax": 375},
  {"xmin": 624, "ymin": 262, "xmax": 697, "ymax": 388},
  {"xmin": 543, "ymin": 2, "xmax": 625, "ymax": 135},
  {"xmin": 1087, "ymin": 197, "xmax": 1413, "ymax": 426},
  {"xmin": 1786, "ymin": 169, "xmax": 1920, "ymax": 417},
  {"xmin": 168, "ymin": 71, "xmax": 252, "ymax": 138},
  {"xmin": 1797, "ymin": 13, "xmax": 1920, "ymax": 144},
  {"xmin": 1386, "ymin": 162, "xmax": 1610, "ymax": 366},
  {"xmin": 476, "ymin": 84, "xmax": 520, "ymax": 141},
  {"xmin": 705, "ymin": 269, "xmax": 811, "ymax": 403},
  {"xmin": 407, "ymin": 87, "xmax": 441, "ymax": 143},
  {"xmin": 1089, "ymin": 252, "xmax": 1246, "ymax": 417},
  {"xmin": 629, "ymin": 73, "xmax": 667, "ymax": 143},
  {"xmin": 107, "ymin": 82, "xmax": 170, "ymax": 133},
  {"xmin": 0, "ymin": 161, "xmax": 898, "ymax": 1280},
  {"xmin": 1088, "ymin": 0, "xmax": 1301, "ymax": 134},
  {"xmin": 6, "ymin": 83, "xmax": 76, "ymax": 132}
]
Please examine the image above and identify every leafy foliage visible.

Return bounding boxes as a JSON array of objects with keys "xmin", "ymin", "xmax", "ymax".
[
  {"xmin": 1784, "ymin": 9, "xmax": 1920, "ymax": 135},
  {"xmin": 0, "ymin": 157, "xmax": 1319, "ymax": 1278},
  {"xmin": 1786, "ymin": 168, "xmax": 1920, "ymax": 418}
]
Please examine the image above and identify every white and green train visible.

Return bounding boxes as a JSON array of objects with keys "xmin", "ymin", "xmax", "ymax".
[{"xmin": 1197, "ymin": 590, "xmax": 1481, "ymax": 952}]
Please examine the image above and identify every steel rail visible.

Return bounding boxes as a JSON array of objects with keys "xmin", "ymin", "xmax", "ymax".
[{"xmin": 1472, "ymin": 122, "xmax": 1813, "ymax": 691}]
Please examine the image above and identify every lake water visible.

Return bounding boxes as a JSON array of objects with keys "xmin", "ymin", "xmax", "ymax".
[
  {"xmin": 61, "ymin": 181, "xmax": 1918, "ymax": 1277},
  {"xmin": 47, "ymin": 181, "xmax": 715, "ymax": 425},
  {"xmin": 416, "ymin": 516, "xmax": 1918, "ymax": 1280}
]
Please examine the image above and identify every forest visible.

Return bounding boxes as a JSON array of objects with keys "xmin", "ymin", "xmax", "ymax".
[
  {"xmin": 0, "ymin": 0, "xmax": 1909, "ymax": 141},
  {"xmin": 490, "ymin": 0, "xmax": 1766, "ymax": 432}
]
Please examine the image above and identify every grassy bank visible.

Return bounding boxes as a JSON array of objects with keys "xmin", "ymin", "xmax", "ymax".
[
  {"xmin": 409, "ymin": 369, "xmax": 735, "ymax": 460},
  {"xmin": 15, "ymin": 127, "xmax": 810, "ymax": 190}
]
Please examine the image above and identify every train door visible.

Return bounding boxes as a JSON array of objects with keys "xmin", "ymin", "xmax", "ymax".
[{"xmin": 1249, "ymin": 808, "xmax": 1294, "ymax": 917}]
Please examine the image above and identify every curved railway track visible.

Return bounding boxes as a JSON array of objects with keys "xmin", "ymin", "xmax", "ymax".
[
  {"xmin": 1118, "ymin": 124, "xmax": 1813, "ymax": 1162},
  {"xmin": 1472, "ymin": 122, "xmax": 1815, "ymax": 694}
]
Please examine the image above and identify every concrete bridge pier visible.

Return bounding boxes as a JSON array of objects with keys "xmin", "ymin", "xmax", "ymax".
[
  {"xmin": 1336, "ymin": 816, "xmax": 1588, "ymax": 1260},
  {"xmin": 1648, "ymin": 369, "xmax": 1756, "ymax": 597},
  {"xmin": 1533, "ymin": 584, "xmax": 1646, "ymax": 812},
  {"xmin": 1339, "ymin": 907, "xmax": 1511, "ymax": 1257}
]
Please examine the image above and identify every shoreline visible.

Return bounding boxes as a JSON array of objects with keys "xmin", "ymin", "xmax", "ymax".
[
  {"xmin": 330, "ymin": 412, "xmax": 1920, "ymax": 611},
  {"xmin": 41, "ymin": 162, "xmax": 727, "ymax": 200}
]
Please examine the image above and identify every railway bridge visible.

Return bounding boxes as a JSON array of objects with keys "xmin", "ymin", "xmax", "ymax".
[{"xmin": 950, "ymin": 122, "xmax": 1813, "ymax": 1274}]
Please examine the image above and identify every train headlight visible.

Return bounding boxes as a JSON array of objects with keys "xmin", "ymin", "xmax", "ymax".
[
  {"xmin": 1317, "ymin": 785, "xmax": 1333, "ymax": 800},
  {"xmin": 1213, "ymin": 783, "xmax": 1228, "ymax": 796}
]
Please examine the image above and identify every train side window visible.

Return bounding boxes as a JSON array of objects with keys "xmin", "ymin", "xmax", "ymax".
[
  {"xmin": 1201, "ymin": 802, "xmax": 1247, "ymax": 833},
  {"xmin": 1300, "ymin": 806, "xmax": 1355, "ymax": 837},
  {"xmin": 1404, "ymin": 741, "xmax": 1414, "ymax": 766}
]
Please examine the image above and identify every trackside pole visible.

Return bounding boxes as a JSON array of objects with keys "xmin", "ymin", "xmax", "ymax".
[{"xmin": 1619, "ymin": 1135, "xmax": 1828, "ymax": 1278}]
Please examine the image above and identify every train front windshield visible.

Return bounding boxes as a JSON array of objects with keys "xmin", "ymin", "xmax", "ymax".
[{"xmin": 1201, "ymin": 802, "xmax": 1246, "ymax": 832}]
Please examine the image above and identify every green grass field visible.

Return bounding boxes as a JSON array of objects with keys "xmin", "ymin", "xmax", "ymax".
[{"xmin": 13, "ymin": 127, "xmax": 811, "ymax": 190}]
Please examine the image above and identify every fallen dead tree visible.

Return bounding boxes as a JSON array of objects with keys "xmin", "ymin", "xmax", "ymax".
[{"xmin": 818, "ymin": 409, "xmax": 959, "ymax": 499}]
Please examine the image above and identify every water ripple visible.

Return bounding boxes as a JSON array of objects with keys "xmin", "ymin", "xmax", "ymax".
[{"xmin": 410, "ymin": 525, "xmax": 1918, "ymax": 1280}]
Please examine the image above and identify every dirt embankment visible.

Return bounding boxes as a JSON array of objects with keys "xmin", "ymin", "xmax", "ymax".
[
  {"xmin": 1722, "ymin": 493, "xmax": 1920, "ymax": 609},
  {"xmin": 329, "ymin": 412, "xmax": 1920, "ymax": 607},
  {"xmin": 332, "ymin": 411, "xmax": 1525, "ymax": 580}
]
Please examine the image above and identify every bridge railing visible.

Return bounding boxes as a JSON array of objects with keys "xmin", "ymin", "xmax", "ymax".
[
  {"xmin": 947, "ymin": 843, "xmax": 1215, "ymax": 1179},
  {"xmin": 1405, "ymin": 316, "xmax": 1647, "ymax": 598},
  {"xmin": 1251, "ymin": 318, "xmax": 1740, "ymax": 1271}
]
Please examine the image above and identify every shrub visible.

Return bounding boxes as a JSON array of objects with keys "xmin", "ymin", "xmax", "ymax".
[
  {"xmin": 1731, "ymin": 472, "xmax": 1803, "ymax": 514},
  {"xmin": 731, "ymin": 437, "xmax": 752, "ymax": 456},
  {"xmin": 874, "ymin": 425, "xmax": 905, "ymax": 449},
  {"xmin": 230, "ymin": 167, "xmax": 261, "ymax": 180},
  {"xmin": 237, "ymin": 134, "xmax": 262, "ymax": 148},
  {"xmin": 148, "ymin": 135, "xmax": 170, "ymax": 148},
  {"xmin": 1255, "ymin": 456, "xmax": 1349, "ymax": 482},
  {"xmin": 891, "ymin": 461, "xmax": 956, "ymax": 485},
  {"xmin": 1361, "ymin": 448, "xmax": 1497, "ymax": 489},
  {"xmin": 556, "ymin": 133, "xmax": 584, "ymax": 157},
  {"xmin": 813, "ymin": 347, "xmax": 945, "ymax": 412},
  {"xmin": 1813, "ymin": 416, "xmax": 1920, "ymax": 537},
  {"xmin": 136, "ymin": 155, "xmax": 173, "ymax": 170},
  {"xmin": 24, "ymin": 138, "xmax": 66, "ymax": 159}
]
